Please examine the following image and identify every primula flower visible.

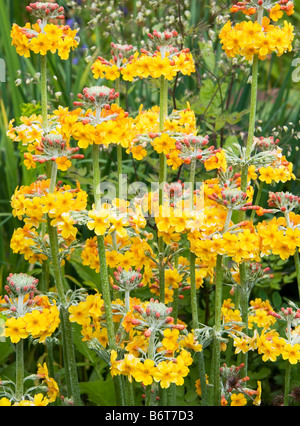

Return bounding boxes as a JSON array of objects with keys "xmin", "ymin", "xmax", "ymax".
[
  {"xmin": 220, "ymin": 17, "xmax": 294, "ymax": 61},
  {"xmin": 5, "ymin": 317, "xmax": 29, "ymax": 343},
  {"xmin": 230, "ymin": 393, "xmax": 248, "ymax": 406},
  {"xmin": 133, "ymin": 359, "xmax": 156, "ymax": 386},
  {"xmin": 11, "ymin": 3, "xmax": 79, "ymax": 60}
]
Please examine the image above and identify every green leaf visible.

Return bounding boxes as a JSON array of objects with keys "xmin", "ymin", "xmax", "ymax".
[
  {"xmin": 0, "ymin": 340, "xmax": 14, "ymax": 365},
  {"xmin": 80, "ymin": 379, "xmax": 116, "ymax": 406},
  {"xmin": 272, "ymin": 291, "xmax": 282, "ymax": 309},
  {"xmin": 199, "ymin": 41, "xmax": 215, "ymax": 73}
]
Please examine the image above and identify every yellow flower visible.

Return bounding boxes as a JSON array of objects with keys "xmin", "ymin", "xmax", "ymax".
[
  {"xmin": 24, "ymin": 310, "xmax": 48, "ymax": 336},
  {"xmin": 259, "ymin": 166, "xmax": 275, "ymax": 184},
  {"xmin": 162, "ymin": 328, "xmax": 180, "ymax": 351},
  {"xmin": 173, "ymin": 356, "xmax": 190, "ymax": 386},
  {"xmin": 58, "ymin": 212, "xmax": 77, "ymax": 240},
  {"xmin": 152, "ymin": 133, "xmax": 176, "ymax": 155},
  {"xmin": 282, "ymin": 343, "xmax": 300, "ymax": 365},
  {"xmin": 56, "ymin": 156, "xmax": 72, "ymax": 172},
  {"xmin": 164, "ymin": 269, "xmax": 183, "ymax": 289},
  {"xmin": 270, "ymin": 4, "xmax": 284, "ymax": 22},
  {"xmin": 133, "ymin": 359, "xmax": 156, "ymax": 386},
  {"xmin": 87, "ymin": 208, "xmax": 109, "ymax": 236},
  {"xmin": 33, "ymin": 393, "xmax": 50, "ymax": 406},
  {"xmin": 230, "ymin": 393, "xmax": 247, "ymax": 406},
  {"xmin": 0, "ymin": 398, "xmax": 12, "ymax": 406},
  {"xmin": 69, "ymin": 302, "xmax": 90, "ymax": 326},
  {"xmin": 153, "ymin": 361, "xmax": 178, "ymax": 389},
  {"xmin": 24, "ymin": 153, "xmax": 37, "ymax": 170},
  {"xmin": 5, "ymin": 317, "xmax": 29, "ymax": 343},
  {"xmin": 30, "ymin": 33, "xmax": 52, "ymax": 56},
  {"xmin": 117, "ymin": 354, "xmax": 139, "ymax": 382}
]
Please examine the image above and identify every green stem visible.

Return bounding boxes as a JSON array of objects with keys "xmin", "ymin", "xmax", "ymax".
[
  {"xmin": 46, "ymin": 162, "xmax": 82, "ymax": 406},
  {"xmin": 237, "ymin": 5, "xmax": 264, "ymax": 377},
  {"xmin": 40, "ymin": 54, "xmax": 48, "ymax": 131},
  {"xmin": 146, "ymin": 331, "xmax": 157, "ymax": 406},
  {"xmin": 294, "ymin": 251, "xmax": 300, "ymax": 300},
  {"xmin": 190, "ymin": 252, "xmax": 198, "ymax": 330},
  {"xmin": 212, "ymin": 254, "xmax": 224, "ymax": 406},
  {"xmin": 127, "ymin": 380, "xmax": 135, "ymax": 406},
  {"xmin": 172, "ymin": 255, "xmax": 179, "ymax": 323},
  {"xmin": 189, "ymin": 156, "xmax": 208, "ymax": 406},
  {"xmin": 284, "ymin": 360, "xmax": 291, "ymax": 406},
  {"xmin": 15, "ymin": 340, "xmax": 24, "ymax": 402},
  {"xmin": 189, "ymin": 157, "xmax": 198, "ymax": 330},
  {"xmin": 92, "ymin": 145, "xmax": 115, "ymax": 345},
  {"xmin": 212, "ymin": 210, "xmax": 232, "ymax": 406},
  {"xmin": 115, "ymin": 78, "xmax": 123, "ymax": 199},
  {"xmin": 158, "ymin": 76, "xmax": 168, "ymax": 303},
  {"xmin": 92, "ymin": 143, "xmax": 123, "ymax": 405},
  {"xmin": 240, "ymin": 6, "xmax": 264, "ymax": 202}
]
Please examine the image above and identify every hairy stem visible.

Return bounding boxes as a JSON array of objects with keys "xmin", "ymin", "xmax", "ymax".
[
  {"xmin": 212, "ymin": 209, "xmax": 232, "ymax": 406},
  {"xmin": 47, "ymin": 162, "xmax": 82, "ymax": 406},
  {"xmin": 158, "ymin": 76, "xmax": 168, "ymax": 303},
  {"xmin": 92, "ymin": 143, "xmax": 124, "ymax": 405},
  {"xmin": 15, "ymin": 340, "xmax": 24, "ymax": 402},
  {"xmin": 238, "ymin": 5, "xmax": 264, "ymax": 375}
]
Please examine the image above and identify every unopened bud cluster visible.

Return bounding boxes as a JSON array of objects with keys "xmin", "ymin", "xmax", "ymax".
[
  {"xmin": 148, "ymin": 30, "xmax": 179, "ymax": 48},
  {"xmin": 34, "ymin": 134, "xmax": 84, "ymax": 164},
  {"xmin": 248, "ymin": 262, "xmax": 272, "ymax": 283},
  {"xmin": 267, "ymin": 191, "xmax": 300, "ymax": 213},
  {"xmin": 208, "ymin": 188, "xmax": 260, "ymax": 212},
  {"xmin": 217, "ymin": 166, "xmax": 241, "ymax": 190},
  {"xmin": 74, "ymin": 86, "xmax": 119, "ymax": 110},
  {"xmin": 26, "ymin": 2, "xmax": 65, "ymax": 20},
  {"xmin": 268, "ymin": 306, "xmax": 300, "ymax": 322},
  {"xmin": 254, "ymin": 136, "xmax": 279, "ymax": 152},
  {"xmin": 220, "ymin": 363, "xmax": 249, "ymax": 393},
  {"xmin": 172, "ymin": 134, "xmax": 211, "ymax": 164},
  {"xmin": 113, "ymin": 267, "xmax": 143, "ymax": 292},
  {"xmin": 3, "ymin": 273, "xmax": 39, "ymax": 317},
  {"xmin": 109, "ymin": 42, "xmax": 135, "ymax": 67},
  {"xmin": 132, "ymin": 299, "xmax": 185, "ymax": 337}
]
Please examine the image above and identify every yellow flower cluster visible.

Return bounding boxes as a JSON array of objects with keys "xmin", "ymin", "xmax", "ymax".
[
  {"xmin": 257, "ymin": 214, "xmax": 300, "ymax": 260},
  {"xmin": 220, "ymin": 18, "xmax": 294, "ymax": 61},
  {"xmin": 92, "ymin": 50, "xmax": 195, "ymax": 82},
  {"xmin": 258, "ymin": 158, "xmax": 295, "ymax": 184},
  {"xmin": 233, "ymin": 299, "xmax": 300, "ymax": 365},
  {"xmin": 3, "ymin": 296, "xmax": 60, "ymax": 344},
  {"xmin": 11, "ymin": 22, "xmax": 79, "ymax": 60},
  {"xmin": 129, "ymin": 106, "xmax": 197, "ymax": 161},
  {"xmin": 111, "ymin": 349, "xmax": 193, "ymax": 389},
  {"xmin": 36, "ymin": 363, "xmax": 60, "ymax": 403},
  {"xmin": 81, "ymin": 235, "xmax": 154, "ymax": 276},
  {"xmin": 10, "ymin": 179, "xmax": 88, "ymax": 263},
  {"xmin": 7, "ymin": 113, "xmax": 83, "ymax": 172},
  {"xmin": 68, "ymin": 292, "xmax": 110, "ymax": 345},
  {"xmin": 86, "ymin": 201, "xmax": 146, "ymax": 238},
  {"xmin": 69, "ymin": 104, "xmax": 134, "ymax": 150}
]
